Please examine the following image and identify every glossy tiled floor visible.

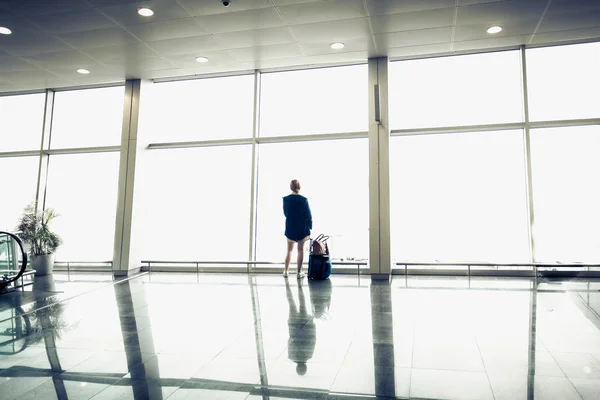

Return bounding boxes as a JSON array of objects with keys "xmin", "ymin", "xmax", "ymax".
[{"xmin": 1, "ymin": 272, "xmax": 600, "ymax": 400}]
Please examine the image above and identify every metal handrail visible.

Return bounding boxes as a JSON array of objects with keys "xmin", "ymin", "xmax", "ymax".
[
  {"xmin": 141, "ymin": 259, "xmax": 368, "ymax": 276},
  {"xmin": 0, "ymin": 231, "xmax": 28, "ymax": 291},
  {"xmin": 395, "ymin": 261, "xmax": 600, "ymax": 279}
]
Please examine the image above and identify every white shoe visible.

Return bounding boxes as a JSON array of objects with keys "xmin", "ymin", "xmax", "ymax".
[
  {"xmin": 297, "ymin": 271, "xmax": 306, "ymax": 279},
  {"xmin": 283, "ymin": 270, "xmax": 289, "ymax": 278}
]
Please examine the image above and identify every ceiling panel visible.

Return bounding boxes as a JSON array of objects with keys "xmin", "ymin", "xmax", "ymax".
[
  {"xmin": 457, "ymin": 0, "xmax": 548, "ymax": 25},
  {"xmin": 453, "ymin": 34, "xmax": 532, "ymax": 51},
  {"xmin": 300, "ymin": 36, "xmax": 374, "ymax": 56},
  {"xmin": 277, "ymin": 0, "xmax": 367, "ymax": 25},
  {"xmin": 215, "ymin": 26, "xmax": 296, "ymax": 48},
  {"xmin": 26, "ymin": 10, "xmax": 117, "ymax": 35},
  {"xmin": 454, "ymin": 19, "xmax": 539, "ymax": 41},
  {"xmin": 374, "ymin": 27, "xmax": 453, "ymax": 49},
  {"xmin": 271, "ymin": 0, "xmax": 323, "ymax": 6},
  {"xmin": 0, "ymin": 54, "xmax": 40, "ymax": 71},
  {"xmin": 146, "ymin": 35, "xmax": 224, "ymax": 56},
  {"xmin": 180, "ymin": 0, "xmax": 274, "ymax": 16},
  {"xmin": 289, "ymin": 18, "xmax": 372, "ymax": 42},
  {"xmin": 97, "ymin": 0, "xmax": 193, "ymax": 25},
  {"xmin": 58, "ymin": 27, "xmax": 140, "ymax": 49},
  {"xmin": 458, "ymin": 0, "xmax": 503, "ymax": 5},
  {"xmin": 388, "ymin": 42, "xmax": 453, "ymax": 58},
  {"xmin": 531, "ymin": 26, "xmax": 600, "ymax": 44},
  {"xmin": 228, "ymin": 42, "xmax": 304, "ymax": 62},
  {"xmin": 111, "ymin": 56, "xmax": 177, "ymax": 73},
  {"xmin": 1, "ymin": 0, "xmax": 600, "ymax": 94},
  {"xmin": 366, "ymin": 0, "xmax": 456, "ymax": 16},
  {"xmin": 1, "ymin": 34, "xmax": 73, "ymax": 56},
  {"xmin": 537, "ymin": 10, "xmax": 600, "ymax": 33},
  {"xmin": 196, "ymin": 8, "xmax": 286, "ymax": 33},
  {"xmin": 20, "ymin": 50, "xmax": 99, "ymax": 70},
  {"xmin": 124, "ymin": 18, "xmax": 208, "ymax": 42},
  {"xmin": 2, "ymin": 0, "xmax": 91, "ymax": 17},
  {"xmin": 166, "ymin": 50, "xmax": 239, "ymax": 68},
  {"xmin": 369, "ymin": 7, "xmax": 455, "ymax": 34},
  {"xmin": 547, "ymin": 0, "xmax": 600, "ymax": 15},
  {"xmin": 82, "ymin": 43, "xmax": 159, "ymax": 62}
]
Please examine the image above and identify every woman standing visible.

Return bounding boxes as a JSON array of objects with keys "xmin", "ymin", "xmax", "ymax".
[{"xmin": 283, "ymin": 179, "xmax": 312, "ymax": 278}]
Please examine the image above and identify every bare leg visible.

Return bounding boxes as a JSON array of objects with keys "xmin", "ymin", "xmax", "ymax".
[
  {"xmin": 284, "ymin": 239, "xmax": 294, "ymax": 275},
  {"xmin": 296, "ymin": 237, "xmax": 308, "ymax": 274}
]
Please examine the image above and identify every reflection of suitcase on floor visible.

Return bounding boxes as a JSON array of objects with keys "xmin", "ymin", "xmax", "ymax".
[{"xmin": 308, "ymin": 254, "xmax": 332, "ymax": 280}]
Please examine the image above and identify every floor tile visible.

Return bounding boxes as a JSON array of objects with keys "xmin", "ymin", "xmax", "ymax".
[{"xmin": 409, "ymin": 368, "xmax": 494, "ymax": 400}]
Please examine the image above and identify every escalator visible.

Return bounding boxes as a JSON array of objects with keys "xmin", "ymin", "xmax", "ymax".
[{"xmin": 0, "ymin": 231, "xmax": 28, "ymax": 293}]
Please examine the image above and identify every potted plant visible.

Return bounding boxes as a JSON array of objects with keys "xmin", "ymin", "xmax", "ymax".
[{"xmin": 16, "ymin": 203, "xmax": 62, "ymax": 276}]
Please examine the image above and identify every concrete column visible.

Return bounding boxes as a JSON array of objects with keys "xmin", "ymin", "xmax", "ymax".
[
  {"xmin": 113, "ymin": 79, "xmax": 148, "ymax": 277},
  {"xmin": 368, "ymin": 58, "xmax": 392, "ymax": 281}
]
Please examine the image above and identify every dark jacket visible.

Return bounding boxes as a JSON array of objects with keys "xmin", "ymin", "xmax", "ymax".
[{"xmin": 283, "ymin": 194, "xmax": 312, "ymax": 241}]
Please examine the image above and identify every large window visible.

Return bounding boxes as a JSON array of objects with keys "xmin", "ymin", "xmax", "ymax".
[
  {"xmin": 0, "ymin": 156, "xmax": 39, "ymax": 231},
  {"xmin": 390, "ymin": 130, "xmax": 530, "ymax": 263},
  {"xmin": 139, "ymin": 145, "xmax": 252, "ymax": 261},
  {"xmin": 44, "ymin": 153, "xmax": 120, "ymax": 261},
  {"xmin": 0, "ymin": 93, "xmax": 45, "ymax": 152},
  {"xmin": 527, "ymin": 42, "xmax": 600, "ymax": 122},
  {"xmin": 530, "ymin": 126, "xmax": 600, "ymax": 262},
  {"xmin": 389, "ymin": 51, "xmax": 523, "ymax": 129},
  {"xmin": 143, "ymin": 75, "xmax": 255, "ymax": 143},
  {"xmin": 255, "ymin": 139, "xmax": 368, "ymax": 262},
  {"xmin": 51, "ymin": 87, "xmax": 125, "ymax": 149},
  {"xmin": 260, "ymin": 65, "xmax": 368, "ymax": 137}
]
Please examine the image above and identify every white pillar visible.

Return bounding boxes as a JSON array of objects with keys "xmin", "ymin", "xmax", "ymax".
[
  {"xmin": 368, "ymin": 58, "xmax": 392, "ymax": 281},
  {"xmin": 35, "ymin": 89, "xmax": 54, "ymax": 211},
  {"xmin": 113, "ymin": 79, "xmax": 148, "ymax": 277}
]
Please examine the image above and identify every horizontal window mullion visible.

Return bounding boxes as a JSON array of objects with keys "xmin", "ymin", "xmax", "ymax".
[
  {"xmin": 0, "ymin": 150, "xmax": 41, "ymax": 158},
  {"xmin": 529, "ymin": 118, "xmax": 600, "ymax": 130},
  {"xmin": 43, "ymin": 146, "xmax": 121, "ymax": 155},
  {"xmin": 391, "ymin": 122, "xmax": 525, "ymax": 136},
  {"xmin": 148, "ymin": 138, "xmax": 254, "ymax": 150},
  {"xmin": 257, "ymin": 131, "xmax": 368, "ymax": 144}
]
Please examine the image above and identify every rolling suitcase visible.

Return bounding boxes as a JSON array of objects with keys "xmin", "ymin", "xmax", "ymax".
[{"xmin": 308, "ymin": 254, "xmax": 332, "ymax": 280}]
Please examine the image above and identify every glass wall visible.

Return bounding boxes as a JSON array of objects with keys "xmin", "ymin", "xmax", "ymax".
[
  {"xmin": 256, "ymin": 139, "xmax": 369, "ymax": 262},
  {"xmin": 527, "ymin": 42, "xmax": 600, "ymax": 122},
  {"xmin": 260, "ymin": 65, "xmax": 368, "ymax": 137},
  {"xmin": 143, "ymin": 75, "xmax": 255, "ymax": 143},
  {"xmin": 390, "ymin": 130, "xmax": 530, "ymax": 263},
  {"xmin": 389, "ymin": 51, "xmax": 523, "ymax": 129},
  {"xmin": 0, "ymin": 93, "xmax": 45, "ymax": 152},
  {"xmin": 44, "ymin": 153, "xmax": 120, "ymax": 261},
  {"xmin": 0, "ymin": 156, "xmax": 40, "ymax": 232},
  {"xmin": 51, "ymin": 87, "xmax": 125, "ymax": 149},
  {"xmin": 530, "ymin": 126, "xmax": 600, "ymax": 263},
  {"xmin": 2, "ymin": 39, "xmax": 599, "ymax": 270},
  {"xmin": 139, "ymin": 146, "xmax": 252, "ymax": 262}
]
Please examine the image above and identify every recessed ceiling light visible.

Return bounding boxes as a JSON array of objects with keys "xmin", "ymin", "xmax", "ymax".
[
  {"xmin": 77, "ymin": 68, "xmax": 90, "ymax": 74},
  {"xmin": 195, "ymin": 56, "xmax": 209, "ymax": 63},
  {"xmin": 137, "ymin": 7, "xmax": 154, "ymax": 17},
  {"xmin": 331, "ymin": 42, "xmax": 345, "ymax": 50},
  {"xmin": 0, "ymin": 27, "xmax": 12, "ymax": 35},
  {"xmin": 487, "ymin": 26, "xmax": 502, "ymax": 34}
]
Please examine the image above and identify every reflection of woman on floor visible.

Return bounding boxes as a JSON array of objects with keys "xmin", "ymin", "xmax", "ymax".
[{"xmin": 285, "ymin": 279, "xmax": 316, "ymax": 375}]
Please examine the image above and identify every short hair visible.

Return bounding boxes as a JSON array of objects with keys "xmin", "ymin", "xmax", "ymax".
[{"xmin": 290, "ymin": 179, "xmax": 301, "ymax": 193}]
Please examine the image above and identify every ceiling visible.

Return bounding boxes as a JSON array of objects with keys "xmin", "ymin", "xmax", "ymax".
[{"xmin": 0, "ymin": 0, "xmax": 599, "ymax": 93}]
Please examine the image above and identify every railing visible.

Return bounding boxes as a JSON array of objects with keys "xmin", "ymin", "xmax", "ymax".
[
  {"xmin": 395, "ymin": 262, "xmax": 600, "ymax": 280},
  {"xmin": 140, "ymin": 260, "xmax": 600, "ymax": 280},
  {"xmin": 141, "ymin": 260, "xmax": 368, "ymax": 275},
  {"xmin": 0, "ymin": 231, "xmax": 28, "ymax": 292},
  {"xmin": 53, "ymin": 261, "xmax": 113, "ymax": 280}
]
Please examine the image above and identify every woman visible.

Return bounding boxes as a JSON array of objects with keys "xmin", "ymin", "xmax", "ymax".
[{"xmin": 283, "ymin": 179, "xmax": 312, "ymax": 278}]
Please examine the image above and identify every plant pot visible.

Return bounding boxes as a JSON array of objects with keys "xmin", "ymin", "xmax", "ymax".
[{"xmin": 32, "ymin": 254, "xmax": 55, "ymax": 276}]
